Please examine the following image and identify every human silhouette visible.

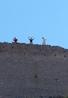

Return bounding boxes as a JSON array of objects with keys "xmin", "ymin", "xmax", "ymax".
[
  {"xmin": 29, "ymin": 37, "xmax": 34, "ymax": 44},
  {"xmin": 13, "ymin": 37, "xmax": 18, "ymax": 43}
]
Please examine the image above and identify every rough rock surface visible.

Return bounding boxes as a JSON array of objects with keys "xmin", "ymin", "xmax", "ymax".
[{"xmin": 0, "ymin": 43, "xmax": 68, "ymax": 97}]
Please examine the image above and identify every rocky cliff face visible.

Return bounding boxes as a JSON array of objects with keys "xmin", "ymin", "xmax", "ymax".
[{"xmin": 0, "ymin": 43, "xmax": 68, "ymax": 97}]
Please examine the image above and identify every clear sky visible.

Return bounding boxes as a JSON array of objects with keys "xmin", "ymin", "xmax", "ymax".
[{"xmin": 0, "ymin": 0, "xmax": 68, "ymax": 48}]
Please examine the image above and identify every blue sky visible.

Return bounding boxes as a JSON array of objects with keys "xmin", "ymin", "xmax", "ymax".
[{"xmin": 0, "ymin": 0, "xmax": 68, "ymax": 48}]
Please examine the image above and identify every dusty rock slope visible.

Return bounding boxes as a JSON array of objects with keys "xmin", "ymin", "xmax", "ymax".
[{"xmin": 0, "ymin": 43, "xmax": 68, "ymax": 97}]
